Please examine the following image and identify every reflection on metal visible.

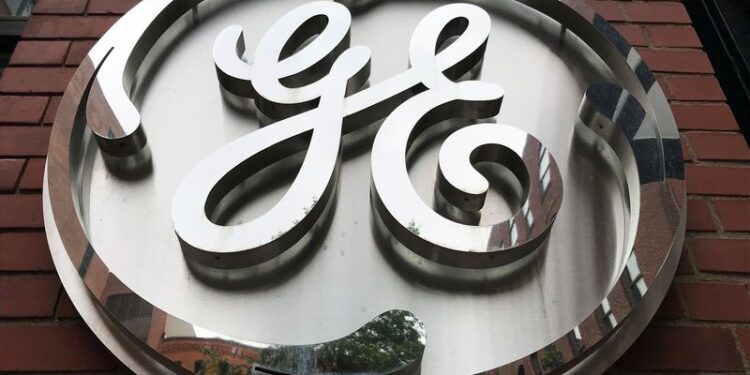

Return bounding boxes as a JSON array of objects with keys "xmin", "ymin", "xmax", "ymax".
[
  {"xmin": 254, "ymin": 310, "xmax": 425, "ymax": 375},
  {"xmin": 43, "ymin": 0, "xmax": 686, "ymax": 374},
  {"xmin": 174, "ymin": 3, "xmax": 543, "ymax": 281}
]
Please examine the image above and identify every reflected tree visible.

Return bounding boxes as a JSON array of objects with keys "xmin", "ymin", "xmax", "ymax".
[{"xmin": 257, "ymin": 310, "xmax": 425, "ymax": 374}]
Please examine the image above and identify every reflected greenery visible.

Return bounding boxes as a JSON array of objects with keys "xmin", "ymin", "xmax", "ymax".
[
  {"xmin": 196, "ymin": 347, "xmax": 252, "ymax": 375},
  {"xmin": 258, "ymin": 310, "xmax": 425, "ymax": 374},
  {"xmin": 540, "ymin": 345, "xmax": 564, "ymax": 371}
]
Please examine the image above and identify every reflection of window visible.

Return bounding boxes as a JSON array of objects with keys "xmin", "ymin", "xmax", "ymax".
[
  {"xmin": 523, "ymin": 201, "xmax": 534, "ymax": 230},
  {"xmin": 529, "ymin": 352, "xmax": 542, "ymax": 375},
  {"xmin": 601, "ymin": 298, "xmax": 617, "ymax": 329},
  {"xmin": 626, "ymin": 255, "xmax": 647, "ymax": 299},
  {"xmin": 567, "ymin": 326, "xmax": 584, "ymax": 356},
  {"xmin": 104, "ymin": 293, "xmax": 153, "ymax": 340},
  {"xmin": 510, "ymin": 219, "xmax": 518, "ymax": 244},
  {"xmin": 194, "ymin": 360, "xmax": 205, "ymax": 373},
  {"xmin": 539, "ymin": 148, "xmax": 551, "ymax": 194},
  {"xmin": 218, "ymin": 361, "xmax": 229, "ymax": 375},
  {"xmin": 0, "ymin": 0, "xmax": 35, "ymax": 72}
]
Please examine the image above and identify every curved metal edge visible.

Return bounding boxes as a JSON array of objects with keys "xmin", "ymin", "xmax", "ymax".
[
  {"xmin": 44, "ymin": 1, "xmax": 425, "ymax": 374},
  {"xmin": 43, "ymin": 0, "xmax": 686, "ymax": 374},
  {"xmin": 43, "ymin": 174, "xmax": 174, "ymax": 375}
]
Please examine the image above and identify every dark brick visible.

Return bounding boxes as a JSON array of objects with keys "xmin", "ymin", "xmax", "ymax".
[
  {"xmin": 653, "ymin": 284, "xmax": 685, "ymax": 320},
  {"xmin": 686, "ymin": 198, "xmax": 717, "ymax": 231},
  {"xmin": 0, "ymin": 126, "xmax": 51, "ymax": 156},
  {"xmin": 33, "ymin": 0, "xmax": 87, "ymax": 15},
  {"xmin": 18, "ymin": 158, "xmax": 45, "ymax": 191},
  {"xmin": 0, "ymin": 324, "xmax": 118, "ymax": 371},
  {"xmin": 637, "ymin": 48, "xmax": 713, "ymax": 74},
  {"xmin": 685, "ymin": 165, "xmax": 750, "ymax": 196},
  {"xmin": 687, "ymin": 132, "xmax": 750, "ymax": 161},
  {"xmin": 0, "ymin": 96, "xmax": 48, "ymax": 124},
  {"xmin": 645, "ymin": 26, "xmax": 702, "ymax": 48},
  {"xmin": 693, "ymin": 238, "xmax": 750, "ymax": 274},
  {"xmin": 88, "ymin": 0, "xmax": 140, "ymax": 15},
  {"xmin": 65, "ymin": 40, "xmax": 96, "ymax": 66},
  {"xmin": 0, "ymin": 275, "xmax": 60, "ymax": 317},
  {"xmin": 43, "ymin": 96, "xmax": 61, "ymax": 125},
  {"xmin": 614, "ymin": 24, "xmax": 647, "ymax": 46},
  {"xmin": 23, "ymin": 16, "xmax": 118, "ymax": 39},
  {"xmin": 659, "ymin": 76, "xmax": 725, "ymax": 101},
  {"xmin": 0, "ymin": 159, "xmax": 24, "ymax": 192},
  {"xmin": 681, "ymin": 282, "xmax": 750, "ymax": 322},
  {"xmin": 671, "ymin": 103, "xmax": 739, "ymax": 131},
  {"xmin": 714, "ymin": 200, "xmax": 750, "ymax": 232},
  {"xmin": 9, "ymin": 41, "xmax": 69, "ymax": 65},
  {"xmin": 623, "ymin": 2, "xmax": 691, "ymax": 24},
  {"xmin": 619, "ymin": 326, "xmax": 744, "ymax": 371},
  {"xmin": 0, "ymin": 232, "xmax": 54, "ymax": 271},
  {"xmin": 0, "ymin": 67, "xmax": 75, "ymax": 94},
  {"xmin": 0, "ymin": 195, "xmax": 44, "ymax": 228},
  {"xmin": 590, "ymin": 1, "xmax": 627, "ymax": 22}
]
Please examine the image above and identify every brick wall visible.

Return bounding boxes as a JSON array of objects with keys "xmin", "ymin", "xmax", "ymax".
[{"xmin": 0, "ymin": 0, "xmax": 748, "ymax": 373}]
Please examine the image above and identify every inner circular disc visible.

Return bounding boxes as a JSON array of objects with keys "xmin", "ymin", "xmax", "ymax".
[{"xmin": 81, "ymin": 0, "xmax": 627, "ymax": 373}]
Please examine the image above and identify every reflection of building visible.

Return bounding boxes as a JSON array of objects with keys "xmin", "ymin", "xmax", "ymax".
[
  {"xmin": 497, "ymin": 141, "xmax": 564, "ymax": 249},
  {"xmin": 92, "ymin": 272, "xmax": 262, "ymax": 374},
  {"xmin": 487, "ymin": 183, "xmax": 666, "ymax": 375},
  {"xmin": 159, "ymin": 337, "xmax": 260, "ymax": 374}
]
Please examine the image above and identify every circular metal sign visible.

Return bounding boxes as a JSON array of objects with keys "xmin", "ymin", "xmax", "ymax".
[{"xmin": 44, "ymin": 0, "xmax": 686, "ymax": 373}]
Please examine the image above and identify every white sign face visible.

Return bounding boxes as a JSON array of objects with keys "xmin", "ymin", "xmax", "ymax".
[{"xmin": 44, "ymin": 0, "xmax": 685, "ymax": 374}]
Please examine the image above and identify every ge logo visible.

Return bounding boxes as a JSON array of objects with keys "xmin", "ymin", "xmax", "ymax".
[
  {"xmin": 46, "ymin": 0, "xmax": 684, "ymax": 373},
  {"xmin": 165, "ymin": 2, "xmax": 569, "ymax": 283}
]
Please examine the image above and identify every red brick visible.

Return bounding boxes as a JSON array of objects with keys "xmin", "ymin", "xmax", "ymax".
[
  {"xmin": 619, "ymin": 326, "xmax": 744, "ymax": 371},
  {"xmin": 0, "ymin": 195, "xmax": 43, "ymax": 228},
  {"xmin": 653, "ymin": 284, "xmax": 685, "ymax": 319},
  {"xmin": 685, "ymin": 165, "xmax": 750, "ymax": 196},
  {"xmin": 0, "ymin": 67, "xmax": 75, "ymax": 94},
  {"xmin": 0, "ymin": 96, "xmax": 48, "ymax": 124},
  {"xmin": 623, "ymin": 2, "xmax": 691, "ymax": 24},
  {"xmin": 0, "ymin": 159, "xmax": 24, "ymax": 192},
  {"xmin": 614, "ymin": 24, "xmax": 647, "ymax": 46},
  {"xmin": 0, "ymin": 275, "xmax": 60, "ymax": 317},
  {"xmin": 0, "ymin": 126, "xmax": 51, "ymax": 156},
  {"xmin": 671, "ymin": 103, "xmax": 739, "ymax": 131},
  {"xmin": 693, "ymin": 238, "xmax": 750, "ymax": 273},
  {"xmin": 0, "ymin": 324, "xmax": 118, "ymax": 371},
  {"xmin": 18, "ymin": 158, "xmax": 45, "ymax": 191},
  {"xmin": 676, "ymin": 251, "xmax": 694, "ymax": 275},
  {"xmin": 645, "ymin": 26, "xmax": 702, "ymax": 48},
  {"xmin": 0, "ymin": 232, "xmax": 54, "ymax": 271},
  {"xmin": 56, "ymin": 290, "xmax": 80, "ymax": 318},
  {"xmin": 9, "ymin": 41, "xmax": 69, "ymax": 65},
  {"xmin": 658, "ymin": 76, "xmax": 725, "ymax": 101},
  {"xmin": 23, "ymin": 16, "xmax": 118, "ymax": 39},
  {"xmin": 680, "ymin": 282, "xmax": 750, "ymax": 322},
  {"xmin": 680, "ymin": 135, "xmax": 693, "ymax": 161},
  {"xmin": 43, "ymin": 96, "xmax": 61, "ymax": 124},
  {"xmin": 590, "ymin": 1, "xmax": 627, "ymax": 22},
  {"xmin": 33, "ymin": 0, "xmax": 87, "ymax": 14},
  {"xmin": 686, "ymin": 198, "xmax": 717, "ymax": 231},
  {"xmin": 687, "ymin": 132, "xmax": 750, "ymax": 161},
  {"xmin": 65, "ymin": 40, "xmax": 96, "ymax": 66},
  {"xmin": 737, "ymin": 328, "xmax": 750, "ymax": 363},
  {"xmin": 714, "ymin": 200, "xmax": 750, "ymax": 232},
  {"xmin": 88, "ymin": 0, "xmax": 140, "ymax": 15},
  {"xmin": 637, "ymin": 48, "xmax": 713, "ymax": 73}
]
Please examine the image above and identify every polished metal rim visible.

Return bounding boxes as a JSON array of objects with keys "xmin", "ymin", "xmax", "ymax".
[{"xmin": 44, "ymin": 0, "xmax": 686, "ymax": 373}]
